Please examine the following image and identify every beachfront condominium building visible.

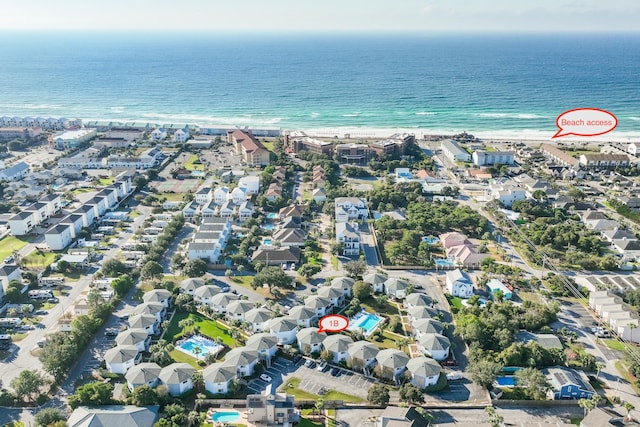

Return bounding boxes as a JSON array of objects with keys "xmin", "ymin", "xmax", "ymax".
[
  {"xmin": 284, "ymin": 131, "xmax": 334, "ymax": 156},
  {"xmin": 472, "ymin": 150, "xmax": 515, "ymax": 166},
  {"xmin": 228, "ymin": 129, "xmax": 270, "ymax": 167},
  {"xmin": 579, "ymin": 153, "xmax": 630, "ymax": 169},
  {"xmin": 441, "ymin": 139, "xmax": 470, "ymax": 162},
  {"xmin": 52, "ymin": 128, "xmax": 97, "ymax": 150},
  {"xmin": 370, "ymin": 133, "xmax": 414, "ymax": 158},
  {"xmin": 335, "ymin": 143, "xmax": 374, "ymax": 164}
]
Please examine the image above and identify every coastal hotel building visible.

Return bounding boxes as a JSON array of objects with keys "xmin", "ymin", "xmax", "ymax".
[{"xmin": 284, "ymin": 131, "xmax": 414, "ymax": 164}]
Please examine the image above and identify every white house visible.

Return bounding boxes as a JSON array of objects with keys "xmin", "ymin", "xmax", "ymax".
[
  {"xmin": 58, "ymin": 214, "xmax": 84, "ymax": 239},
  {"xmin": 323, "ymin": 335, "xmax": 354, "ymax": 363},
  {"xmin": 288, "ymin": 305, "xmax": 318, "ymax": 328},
  {"xmin": 131, "ymin": 302, "xmax": 165, "ymax": 324},
  {"xmin": 203, "ymin": 363, "xmax": 236, "ymax": 395},
  {"xmin": 384, "ymin": 277, "xmax": 409, "ymax": 300},
  {"xmin": 193, "ymin": 285, "xmax": 221, "ymax": 306},
  {"xmin": 115, "ymin": 329, "xmax": 152, "ymax": 352},
  {"xmin": 104, "ymin": 345, "xmax": 141, "ymax": 374},
  {"xmin": 179, "ymin": 277, "xmax": 206, "ymax": 295},
  {"xmin": 238, "ymin": 175, "xmax": 260, "ymax": 195},
  {"xmin": 472, "ymin": 150, "xmax": 515, "ymax": 166},
  {"xmin": 245, "ymin": 333, "xmax": 278, "ymax": 366},
  {"xmin": 238, "ymin": 201, "xmax": 254, "ymax": 221},
  {"xmin": 159, "ymin": 363, "xmax": 195, "ymax": 396},
  {"xmin": 142, "ymin": 289, "xmax": 172, "ymax": 308},
  {"xmin": 244, "ymin": 308, "xmax": 272, "ymax": 333},
  {"xmin": 417, "ymin": 333, "xmax": 451, "ymax": 361},
  {"xmin": 210, "ymin": 292, "xmax": 238, "ymax": 314},
  {"xmin": 226, "ymin": 300, "xmax": 254, "ymax": 322},
  {"xmin": 317, "ymin": 286, "xmax": 345, "ymax": 308},
  {"xmin": 446, "ymin": 269, "xmax": 474, "ymax": 298},
  {"xmin": 151, "ymin": 128, "xmax": 167, "ymax": 140},
  {"xmin": 222, "ymin": 348, "xmax": 259, "ymax": 377},
  {"xmin": 364, "ymin": 272, "xmax": 388, "ymax": 294},
  {"xmin": 304, "ymin": 295, "xmax": 333, "ymax": 317},
  {"xmin": 195, "ymin": 187, "xmax": 212, "ymax": 204},
  {"xmin": 312, "ymin": 188, "xmax": 327, "ymax": 203},
  {"xmin": 330, "ymin": 277, "xmax": 355, "ymax": 298},
  {"xmin": 125, "ymin": 362, "xmax": 161, "ymax": 392},
  {"xmin": 45, "ymin": 224, "xmax": 73, "ymax": 251},
  {"xmin": 489, "ymin": 183, "xmax": 527, "ymax": 207},
  {"xmin": 406, "ymin": 356, "xmax": 442, "ymax": 389},
  {"xmin": 127, "ymin": 314, "xmax": 159, "ymax": 336},
  {"xmin": 441, "ymin": 139, "xmax": 470, "ymax": 162},
  {"xmin": 0, "ymin": 162, "xmax": 29, "ymax": 181},
  {"xmin": 296, "ymin": 327, "xmax": 327, "ymax": 354},
  {"xmin": 213, "ymin": 186, "xmax": 230, "ymax": 205},
  {"xmin": 230, "ymin": 187, "xmax": 247, "ymax": 204},
  {"xmin": 335, "ymin": 222, "xmax": 360, "ymax": 256},
  {"xmin": 8, "ymin": 211, "xmax": 37, "ymax": 236},
  {"xmin": 187, "ymin": 242, "xmax": 221, "ymax": 263},
  {"xmin": 347, "ymin": 340, "xmax": 379, "ymax": 374},
  {"xmin": 173, "ymin": 128, "xmax": 190, "ymax": 143},
  {"xmin": 268, "ymin": 317, "xmax": 298, "ymax": 345},
  {"xmin": 375, "ymin": 348, "xmax": 410, "ymax": 382},
  {"xmin": 334, "ymin": 197, "xmax": 368, "ymax": 222}
]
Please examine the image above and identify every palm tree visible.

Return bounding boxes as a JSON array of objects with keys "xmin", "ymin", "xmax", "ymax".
[
  {"xmin": 314, "ymin": 398, "xmax": 325, "ymax": 416},
  {"xmin": 484, "ymin": 406, "xmax": 503, "ymax": 427},
  {"xmin": 579, "ymin": 398, "xmax": 595, "ymax": 417},
  {"xmin": 624, "ymin": 402, "xmax": 635, "ymax": 421},
  {"xmin": 191, "ymin": 371, "xmax": 204, "ymax": 392},
  {"xmin": 595, "ymin": 362, "xmax": 606, "ymax": 380},
  {"xmin": 192, "ymin": 346, "xmax": 202, "ymax": 359}
]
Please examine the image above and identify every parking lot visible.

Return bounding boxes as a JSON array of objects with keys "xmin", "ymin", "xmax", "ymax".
[{"xmin": 247, "ymin": 356, "xmax": 375, "ymax": 399}]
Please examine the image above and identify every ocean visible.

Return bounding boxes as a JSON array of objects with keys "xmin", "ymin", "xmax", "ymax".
[{"xmin": 1, "ymin": 31, "xmax": 639, "ymax": 140}]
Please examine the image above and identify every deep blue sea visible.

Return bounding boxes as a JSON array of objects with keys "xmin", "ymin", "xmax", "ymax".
[{"xmin": 0, "ymin": 31, "xmax": 639, "ymax": 139}]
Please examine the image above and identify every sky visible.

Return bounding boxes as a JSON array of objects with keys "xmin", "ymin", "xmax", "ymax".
[{"xmin": 1, "ymin": 0, "xmax": 639, "ymax": 32}]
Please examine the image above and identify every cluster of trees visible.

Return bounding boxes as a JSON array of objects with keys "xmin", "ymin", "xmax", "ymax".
[
  {"xmin": 609, "ymin": 198, "xmax": 640, "ymax": 226},
  {"xmin": 375, "ymin": 201, "xmax": 489, "ymax": 266},
  {"xmin": 251, "ymin": 266, "xmax": 294, "ymax": 296},
  {"xmin": 456, "ymin": 300, "xmax": 558, "ymax": 352},
  {"xmin": 622, "ymin": 288, "xmax": 640, "ymax": 310},
  {"xmin": 525, "ymin": 217, "xmax": 603, "ymax": 255}
]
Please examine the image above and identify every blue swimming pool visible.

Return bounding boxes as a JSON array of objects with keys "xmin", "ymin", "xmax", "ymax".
[
  {"xmin": 263, "ymin": 238, "xmax": 273, "ymax": 246},
  {"xmin": 435, "ymin": 258, "xmax": 454, "ymax": 267},
  {"xmin": 191, "ymin": 171, "xmax": 205, "ymax": 177},
  {"xmin": 262, "ymin": 224, "xmax": 275, "ymax": 230},
  {"xmin": 422, "ymin": 236, "xmax": 439, "ymax": 245},
  {"xmin": 177, "ymin": 335, "xmax": 223, "ymax": 360},
  {"xmin": 212, "ymin": 411, "xmax": 241, "ymax": 422},
  {"xmin": 348, "ymin": 312, "xmax": 383, "ymax": 336},
  {"xmin": 495, "ymin": 376, "xmax": 516, "ymax": 387},
  {"xmin": 266, "ymin": 213, "xmax": 279, "ymax": 219}
]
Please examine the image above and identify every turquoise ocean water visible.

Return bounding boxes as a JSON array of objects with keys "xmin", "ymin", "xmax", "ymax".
[{"xmin": 0, "ymin": 31, "xmax": 639, "ymax": 138}]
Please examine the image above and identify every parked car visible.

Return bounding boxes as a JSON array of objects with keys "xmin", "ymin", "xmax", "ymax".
[
  {"xmin": 105, "ymin": 330, "xmax": 118, "ymax": 337},
  {"xmin": 3, "ymin": 256, "xmax": 14, "ymax": 264},
  {"xmin": 446, "ymin": 372, "xmax": 464, "ymax": 381},
  {"xmin": 292, "ymin": 354, "xmax": 303, "ymax": 364},
  {"xmin": 442, "ymin": 357, "xmax": 457, "ymax": 366},
  {"xmin": 259, "ymin": 374, "xmax": 272, "ymax": 382},
  {"xmin": 317, "ymin": 361, "xmax": 327, "ymax": 372},
  {"xmin": 47, "ymin": 298, "xmax": 59, "ymax": 304},
  {"xmin": 330, "ymin": 367, "xmax": 340, "ymax": 377},
  {"xmin": 304, "ymin": 359, "xmax": 316, "ymax": 369},
  {"xmin": 35, "ymin": 310, "xmax": 48, "ymax": 316}
]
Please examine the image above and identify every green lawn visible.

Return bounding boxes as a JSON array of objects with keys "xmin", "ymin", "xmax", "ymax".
[
  {"xmin": 99, "ymin": 177, "xmax": 114, "ymax": 186},
  {"xmin": 184, "ymin": 154, "xmax": 204, "ymax": 171},
  {"xmin": 170, "ymin": 349, "xmax": 202, "ymax": 369},
  {"xmin": 297, "ymin": 419, "xmax": 323, "ymax": 427},
  {"xmin": 446, "ymin": 295, "xmax": 463, "ymax": 309},
  {"xmin": 164, "ymin": 312, "xmax": 235, "ymax": 348},
  {"xmin": 0, "ymin": 235, "xmax": 33, "ymax": 260},
  {"xmin": 159, "ymin": 192, "xmax": 185, "ymax": 202},
  {"xmin": 602, "ymin": 339, "xmax": 627, "ymax": 351},
  {"xmin": 21, "ymin": 251, "xmax": 57, "ymax": 268},
  {"xmin": 261, "ymin": 140, "xmax": 275, "ymax": 152},
  {"xmin": 2, "ymin": 421, "xmax": 25, "ymax": 427},
  {"xmin": 278, "ymin": 377, "xmax": 364, "ymax": 402},
  {"xmin": 360, "ymin": 297, "xmax": 400, "ymax": 316}
]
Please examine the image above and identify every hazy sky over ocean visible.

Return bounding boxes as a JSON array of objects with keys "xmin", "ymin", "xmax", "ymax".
[{"xmin": 2, "ymin": 0, "xmax": 639, "ymax": 32}]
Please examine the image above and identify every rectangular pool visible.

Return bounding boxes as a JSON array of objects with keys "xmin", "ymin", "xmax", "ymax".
[
  {"xmin": 177, "ymin": 335, "xmax": 223, "ymax": 360},
  {"xmin": 495, "ymin": 376, "xmax": 516, "ymax": 387},
  {"xmin": 212, "ymin": 411, "xmax": 241, "ymax": 422},
  {"xmin": 348, "ymin": 312, "xmax": 384, "ymax": 337}
]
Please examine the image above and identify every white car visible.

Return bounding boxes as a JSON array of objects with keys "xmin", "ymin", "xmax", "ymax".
[
  {"xmin": 446, "ymin": 372, "xmax": 464, "ymax": 381},
  {"xmin": 260, "ymin": 374, "xmax": 272, "ymax": 383}
]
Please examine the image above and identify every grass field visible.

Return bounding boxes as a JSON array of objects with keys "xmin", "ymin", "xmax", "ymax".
[
  {"xmin": 184, "ymin": 154, "xmax": 204, "ymax": 171},
  {"xmin": 170, "ymin": 349, "xmax": 201, "ymax": 369},
  {"xmin": 164, "ymin": 312, "xmax": 236, "ymax": 348},
  {"xmin": 602, "ymin": 338, "xmax": 627, "ymax": 351},
  {"xmin": 0, "ymin": 235, "xmax": 33, "ymax": 260},
  {"xmin": 159, "ymin": 192, "xmax": 185, "ymax": 202},
  {"xmin": 22, "ymin": 251, "xmax": 57, "ymax": 268},
  {"xmin": 278, "ymin": 377, "xmax": 364, "ymax": 403},
  {"xmin": 98, "ymin": 177, "xmax": 114, "ymax": 186}
]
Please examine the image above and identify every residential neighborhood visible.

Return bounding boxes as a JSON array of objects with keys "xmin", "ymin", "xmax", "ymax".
[{"xmin": 1, "ymin": 118, "xmax": 640, "ymax": 426}]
